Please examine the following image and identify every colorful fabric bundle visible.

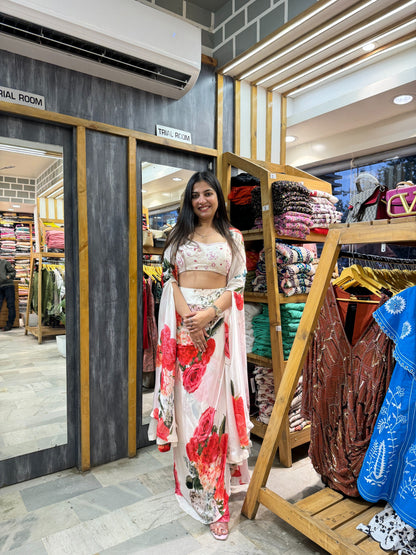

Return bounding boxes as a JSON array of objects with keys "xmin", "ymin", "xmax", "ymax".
[
  {"xmin": 244, "ymin": 302, "xmax": 262, "ymax": 353},
  {"xmin": 229, "ymin": 173, "xmax": 259, "ymax": 230},
  {"xmin": 309, "ymin": 189, "xmax": 342, "ymax": 229},
  {"xmin": 280, "ymin": 302, "xmax": 305, "ymax": 359},
  {"xmin": 251, "ymin": 304, "xmax": 272, "ymax": 358}
]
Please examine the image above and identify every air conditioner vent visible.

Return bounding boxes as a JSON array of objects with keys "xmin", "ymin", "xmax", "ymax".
[{"xmin": 0, "ymin": 12, "xmax": 191, "ymax": 89}]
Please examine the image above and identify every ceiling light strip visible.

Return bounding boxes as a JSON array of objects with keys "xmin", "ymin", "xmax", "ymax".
[
  {"xmin": 255, "ymin": 0, "xmax": 415, "ymax": 86},
  {"xmin": 239, "ymin": 0, "xmax": 381, "ymax": 81},
  {"xmin": 283, "ymin": 35, "xmax": 416, "ymax": 96},
  {"xmin": 220, "ymin": 0, "xmax": 339, "ymax": 74},
  {"xmin": 271, "ymin": 19, "xmax": 415, "ymax": 91}
]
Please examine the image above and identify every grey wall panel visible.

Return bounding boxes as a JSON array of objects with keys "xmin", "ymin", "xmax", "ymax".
[
  {"xmin": 0, "ymin": 51, "xmax": 217, "ymax": 150},
  {"xmin": 86, "ymin": 131, "xmax": 129, "ymax": 466},
  {"xmin": 0, "ymin": 115, "xmax": 77, "ymax": 486}
]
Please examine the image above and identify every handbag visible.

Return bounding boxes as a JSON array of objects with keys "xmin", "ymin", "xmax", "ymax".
[
  {"xmin": 345, "ymin": 175, "xmax": 387, "ymax": 223},
  {"xmin": 386, "ymin": 181, "xmax": 416, "ymax": 218},
  {"xmin": 143, "ymin": 229, "xmax": 154, "ymax": 247}
]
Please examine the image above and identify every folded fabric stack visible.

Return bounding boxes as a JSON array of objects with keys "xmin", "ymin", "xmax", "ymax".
[
  {"xmin": 272, "ymin": 181, "xmax": 313, "ymax": 239},
  {"xmin": 228, "ymin": 173, "xmax": 259, "ymax": 231},
  {"xmin": 275, "ymin": 242, "xmax": 315, "ymax": 296},
  {"xmin": 288, "ymin": 375, "xmax": 310, "ymax": 432},
  {"xmin": 252, "ymin": 248, "xmax": 267, "ymax": 292},
  {"xmin": 280, "ymin": 302, "xmax": 305, "ymax": 359},
  {"xmin": 252, "ymin": 366, "xmax": 310, "ymax": 430},
  {"xmin": 309, "ymin": 190, "xmax": 342, "ymax": 233},
  {"xmin": 251, "ymin": 304, "xmax": 272, "ymax": 358},
  {"xmin": 245, "ymin": 249, "xmax": 260, "ymax": 292},
  {"xmin": 244, "ymin": 303, "xmax": 262, "ymax": 353},
  {"xmin": 253, "ymin": 366, "xmax": 274, "ymax": 424},
  {"xmin": 15, "ymin": 224, "xmax": 31, "ymax": 254},
  {"xmin": 45, "ymin": 228, "xmax": 65, "ymax": 250},
  {"xmin": 0, "ymin": 223, "xmax": 16, "ymax": 256}
]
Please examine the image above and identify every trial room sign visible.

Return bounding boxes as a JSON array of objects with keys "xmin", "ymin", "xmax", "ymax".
[
  {"xmin": 0, "ymin": 86, "xmax": 45, "ymax": 110},
  {"xmin": 156, "ymin": 124, "xmax": 192, "ymax": 144}
]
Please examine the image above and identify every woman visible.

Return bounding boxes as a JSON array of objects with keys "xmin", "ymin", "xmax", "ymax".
[{"xmin": 148, "ymin": 171, "xmax": 252, "ymax": 541}]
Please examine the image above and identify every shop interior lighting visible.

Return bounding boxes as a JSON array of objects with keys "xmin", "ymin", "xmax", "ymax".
[
  {"xmin": 286, "ymin": 135, "xmax": 297, "ymax": 143},
  {"xmin": 258, "ymin": 13, "xmax": 414, "ymax": 87},
  {"xmin": 362, "ymin": 42, "xmax": 377, "ymax": 51},
  {"xmin": 393, "ymin": 94, "xmax": 414, "ymax": 104},
  {"xmin": 221, "ymin": 0, "xmax": 339, "ymax": 74},
  {"xmin": 12, "ymin": 204, "xmax": 20, "ymax": 208},
  {"xmin": 243, "ymin": 0, "xmax": 380, "ymax": 81},
  {"xmin": 0, "ymin": 144, "xmax": 62, "ymax": 158},
  {"xmin": 172, "ymin": 177, "xmax": 182, "ymax": 181},
  {"xmin": 281, "ymin": 36, "xmax": 416, "ymax": 96}
]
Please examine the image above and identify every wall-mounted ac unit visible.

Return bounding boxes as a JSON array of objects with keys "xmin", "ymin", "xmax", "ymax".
[{"xmin": 0, "ymin": 0, "xmax": 201, "ymax": 99}]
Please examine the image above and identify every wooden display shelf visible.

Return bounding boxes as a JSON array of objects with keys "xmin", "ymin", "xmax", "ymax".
[
  {"xmin": 245, "ymin": 292, "xmax": 308, "ymax": 304},
  {"xmin": 250, "ymin": 416, "xmax": 268, "ymax": 438},
  {"xmin": 242, "ymin": 229, "xmax": 327, "ymax": 244},
  {"xmin": 143, "ymin": 246, "xmax": 163, "ymax": 255},
  {"xmin": 258, "ymin": 487, "xmax": 393, "ymax": 554},
  {"xmin": 247, "ymin": 352, "xmax": 272, "ymax": 366},
  {"xmin": 25, "ymin": 326, "xmax": 66, "ymax": 339}
]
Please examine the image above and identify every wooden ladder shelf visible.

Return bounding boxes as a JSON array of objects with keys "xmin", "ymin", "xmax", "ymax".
[{"xmin": 242, "ymin": 216, "xmax": 416, "ymax": 554}]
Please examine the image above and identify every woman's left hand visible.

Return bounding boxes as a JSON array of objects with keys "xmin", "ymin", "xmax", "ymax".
[{"xmin": 184, "ymin": 308, "xmax": 214, "ymax": 333}]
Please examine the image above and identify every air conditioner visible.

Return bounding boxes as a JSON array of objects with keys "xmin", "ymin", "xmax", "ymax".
[{"xmin": 0, "ymin": 0, "xmax": 201, "ymax": 99}]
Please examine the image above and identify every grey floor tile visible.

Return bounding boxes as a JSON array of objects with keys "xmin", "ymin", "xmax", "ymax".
[
  {"xmin": 8, "ymin": 539, "xmax": 48, "ymax": 554},
  {"xmin": 70, "ymin": 480, "xmax": 152, "ymax": 521},
  {"xmin": 20, "ymin": 472, "xmax": 102, "ymax": 511}
]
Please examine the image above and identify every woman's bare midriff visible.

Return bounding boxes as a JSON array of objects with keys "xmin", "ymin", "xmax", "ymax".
[{"xmin": 179, "ymin": 270, "xmax": 226, "ymax": 289}]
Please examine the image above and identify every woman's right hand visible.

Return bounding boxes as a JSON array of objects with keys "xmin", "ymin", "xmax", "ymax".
[{"xmin": 189, "ymin": 329, "xmax": 208, "ymax": 352}]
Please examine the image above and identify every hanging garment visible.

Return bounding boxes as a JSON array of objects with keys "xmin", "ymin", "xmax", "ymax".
[
  {"xmin": 143, "ymin": 277, "xmax": 158, "ymax": 373},
  {"xmin": 357, "ymin": 285, "xmax": 416, "ymax": 528},
  {"xmin": 302, "ymin": 284, "xmax": 394, "ymax": 496},
  {"xmin": 148, "ymin": 230, "xmax": 252, "ymax": 524}
]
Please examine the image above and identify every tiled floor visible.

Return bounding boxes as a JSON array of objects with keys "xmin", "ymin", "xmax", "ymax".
[
  {"xmin": 0, "ymin": 326, "xmax": 67, "ymax": 461},
  {"xmin": 0, "ymin": 439, "xmax": 328, "ymax": 554}
]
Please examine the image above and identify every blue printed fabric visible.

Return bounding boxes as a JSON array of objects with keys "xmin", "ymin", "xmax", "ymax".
[{"xmin": 357, "ymin": 285, "xmax": 416, "ymax": 528}]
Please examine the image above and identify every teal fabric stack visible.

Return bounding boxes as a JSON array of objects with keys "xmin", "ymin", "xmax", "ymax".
[
  {"xmin": 251, "ymin": 304, "xmax": 272, "ymax": 358},
  {"xmin": 280, "ymin": 302, "xmax": 305, "ymax": 359}
]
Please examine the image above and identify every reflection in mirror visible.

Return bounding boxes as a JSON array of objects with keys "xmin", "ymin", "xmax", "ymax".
[
  {"xmin": 0, "ymin": 138, "xmax": 67, "ymax": 461},
  {"xmin": 141, "ymin": 163, "xmax": 194, "ymax": 426}
]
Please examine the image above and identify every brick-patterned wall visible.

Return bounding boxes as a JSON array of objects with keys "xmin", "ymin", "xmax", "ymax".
[
  {"xmin": 0, "ymin": 175, "xmax": 36, "ymax": 204},
  {"xmin": 37, "ymin": 159, "xmax": 63, "ymax": 197},
  {"xmin": 138, "ymin": 0, "xmax": 316, "ymax": 68}
]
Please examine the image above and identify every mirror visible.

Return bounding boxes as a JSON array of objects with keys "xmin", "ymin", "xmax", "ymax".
[
  {"xmin": 141, "ymin": 162, "xmax": 195, "ymax": 426},
  {"xmin": 0, "ymin": 137, "xmax": 67, "ymax": 461}
]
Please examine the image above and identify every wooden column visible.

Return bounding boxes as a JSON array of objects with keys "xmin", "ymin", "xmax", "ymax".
[
  {"xmin": 266, "ymin": 90, "xmax": 273, "ymax": 162},
  {"xmin": 216, "ymin": 73, "xmax": 224, "ymax": 183},
  {"xmin": 280, "ymin": 94, "xmax": 287, "ymax": 165},
  {"xmin": 77, "ymin": 125, "xmax": 90, "ymax": 471},
  {"xmin": 234, "ymin": 80, "xmax": 241, "ymax": 156},
  {"xmin": 251, "ymin": 85, "xmax": 257, "ymax": 160}
]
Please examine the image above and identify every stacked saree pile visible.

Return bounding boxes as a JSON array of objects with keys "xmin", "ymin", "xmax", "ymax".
[
  {"xmin": 357, "ymin": 286, "xmax": 416, "ymax": 552},
  {"xmin": 244, "ymin": 303, "xmax": 262, "ymax": 353},
  {"xmin": 272, "ymin": 181, "xmax": 313, "ymax": 239},
  {"xmin": 276, "ymin": 242, "xmax": 315, "ymax": 296},
  {"xmin": 244, "ymin": 249, "xmax": 260, "ymax": 293},
  {"xmin": 280, "ymin": 302, "xmax": 305, "ymax": 359},
  {"xmin": 309, "ymin": 190, "xmax": 342, "ymax": 233},
  {"xmin": 149, "ymin": 229, "xmax": 252, "ymax": 524},
  {"xmin": 251, "ymin": 304, "xmax": 271, "ymax": 358},
  {"xmin": 228, "ymin": 173, "xmax": 258, "ymax": 231}
]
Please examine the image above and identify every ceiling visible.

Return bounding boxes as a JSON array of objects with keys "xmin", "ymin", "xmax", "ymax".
[{"xmin": 0, "ymin": 149, "xmax": 56, "ymax": 178}]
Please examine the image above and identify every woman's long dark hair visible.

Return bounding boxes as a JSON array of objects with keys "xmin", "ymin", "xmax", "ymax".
[{"xmin": 164, "ymin": 171, "xmax": 239, "ymax": 262}]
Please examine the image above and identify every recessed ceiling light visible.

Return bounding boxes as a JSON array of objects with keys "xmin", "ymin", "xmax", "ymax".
[
  {"xmin": 362, "ymin": 42, "xmax": 376, "ymax": 52},
  {"xmin": 162, "ymin": 193, "xmax": 170, "ymax": 197},
  {"xmin": 12, "ymin": 204, "xmax": 20, "ymax": 208},
  {"xmin": 393, "ymin": 94, "xmax": 413, "ymax": 105},
  {"xmin": 142, "ymin": 189, "xmax": 147, "ymax": 193},
  {"xmin": 286, "ymin": 135, "xmax": 297, "ymax": 143},
  {"xmin": 172, "ymin": 177, "xmax": 182, "ymax": 182}
]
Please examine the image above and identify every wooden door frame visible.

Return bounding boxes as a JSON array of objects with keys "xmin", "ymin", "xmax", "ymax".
[{"xmin": 0, "ymin": 100, "xmax": 218, "ymax": 471}]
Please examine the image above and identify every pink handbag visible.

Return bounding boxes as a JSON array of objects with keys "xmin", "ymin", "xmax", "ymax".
[{"xmin": 386, "ymin": 181, "xmax": 416, "ymax": 217}]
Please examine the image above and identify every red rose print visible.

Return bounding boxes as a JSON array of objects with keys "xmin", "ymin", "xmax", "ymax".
[
  {"xmin": 232, "ymin": 396, "xmax": 249, "ymax": 447},
  {"xmin": 194, "ymin": 407, "xmax": 215, "ymax": 443},
  {"xmin": 156, "ymin": 345, "xmax": 162, "ymax": 367},
  {"xmin": 156, "ymin": 418, "xmax": 170, "ymax": 441},
  {"xmin": 234, "ymin": 291, "xmax": 244, "ymax": 310},
  {"xmin": 175, "ymin": 311, "xmax": 182, "ymax": 328},
  {"xmin": 201, "ymin": 432, "xmax": 220, "ymax": 465},
  {"xmin": 173, "ymin": 463, "xmax": 182, "ymax": 496},
  {"xmin": 182, "ymin": 361, "xmax": 207, "ymax": 393},
  {"xmin": 201, "ymin": 337, "xmax": 215, "ymax": 364},
  {"xmin": 160, "ymin": 325, "xmax": 176, "ymax": 372},
  {"xmin": 186, "ymin": 436, "xmax": 200, "ymax": 463},
  {"xmin": 152, "ymin": 408, "xmax": 159, "ymax": 420},
  {"xmin": 177, "ymin": 343, "xmax": 198, "ymax": 366},
  {"xmin": 224, "ymin": 323, "xmax": 230, "ymax": 359}
]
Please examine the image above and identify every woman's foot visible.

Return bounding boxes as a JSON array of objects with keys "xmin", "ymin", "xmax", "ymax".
[{"xmin": 209, "ymin": 521, "xmax": 229, "ymax": 541}]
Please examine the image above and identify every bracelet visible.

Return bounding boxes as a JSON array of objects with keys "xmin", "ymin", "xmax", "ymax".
[{"xmin": 212, "ymin": 303, "xmax": 223, "ymax": 319}]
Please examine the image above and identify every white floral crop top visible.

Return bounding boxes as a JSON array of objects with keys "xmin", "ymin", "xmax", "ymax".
[
  {"xmin": 162, "ymin": 228, "xmax": 247, "ymax": 294},
  {"xmin": 176, "ymin": 240, "xmax": 231, "ymax": 276}
]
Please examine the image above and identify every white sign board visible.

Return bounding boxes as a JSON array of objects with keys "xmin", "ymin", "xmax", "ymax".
[
  {"xmin": 156, "ymin": 124, "xmax": 192, "ymax": 144},
  {"xmin": 0, "ymin": 86, "xmax": 45, "ymax": 110}
]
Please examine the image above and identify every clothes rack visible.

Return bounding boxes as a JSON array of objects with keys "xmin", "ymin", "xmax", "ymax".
[{"xmin": 242, "ymin": 216, "xmax": 416, "ymax": 554}]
